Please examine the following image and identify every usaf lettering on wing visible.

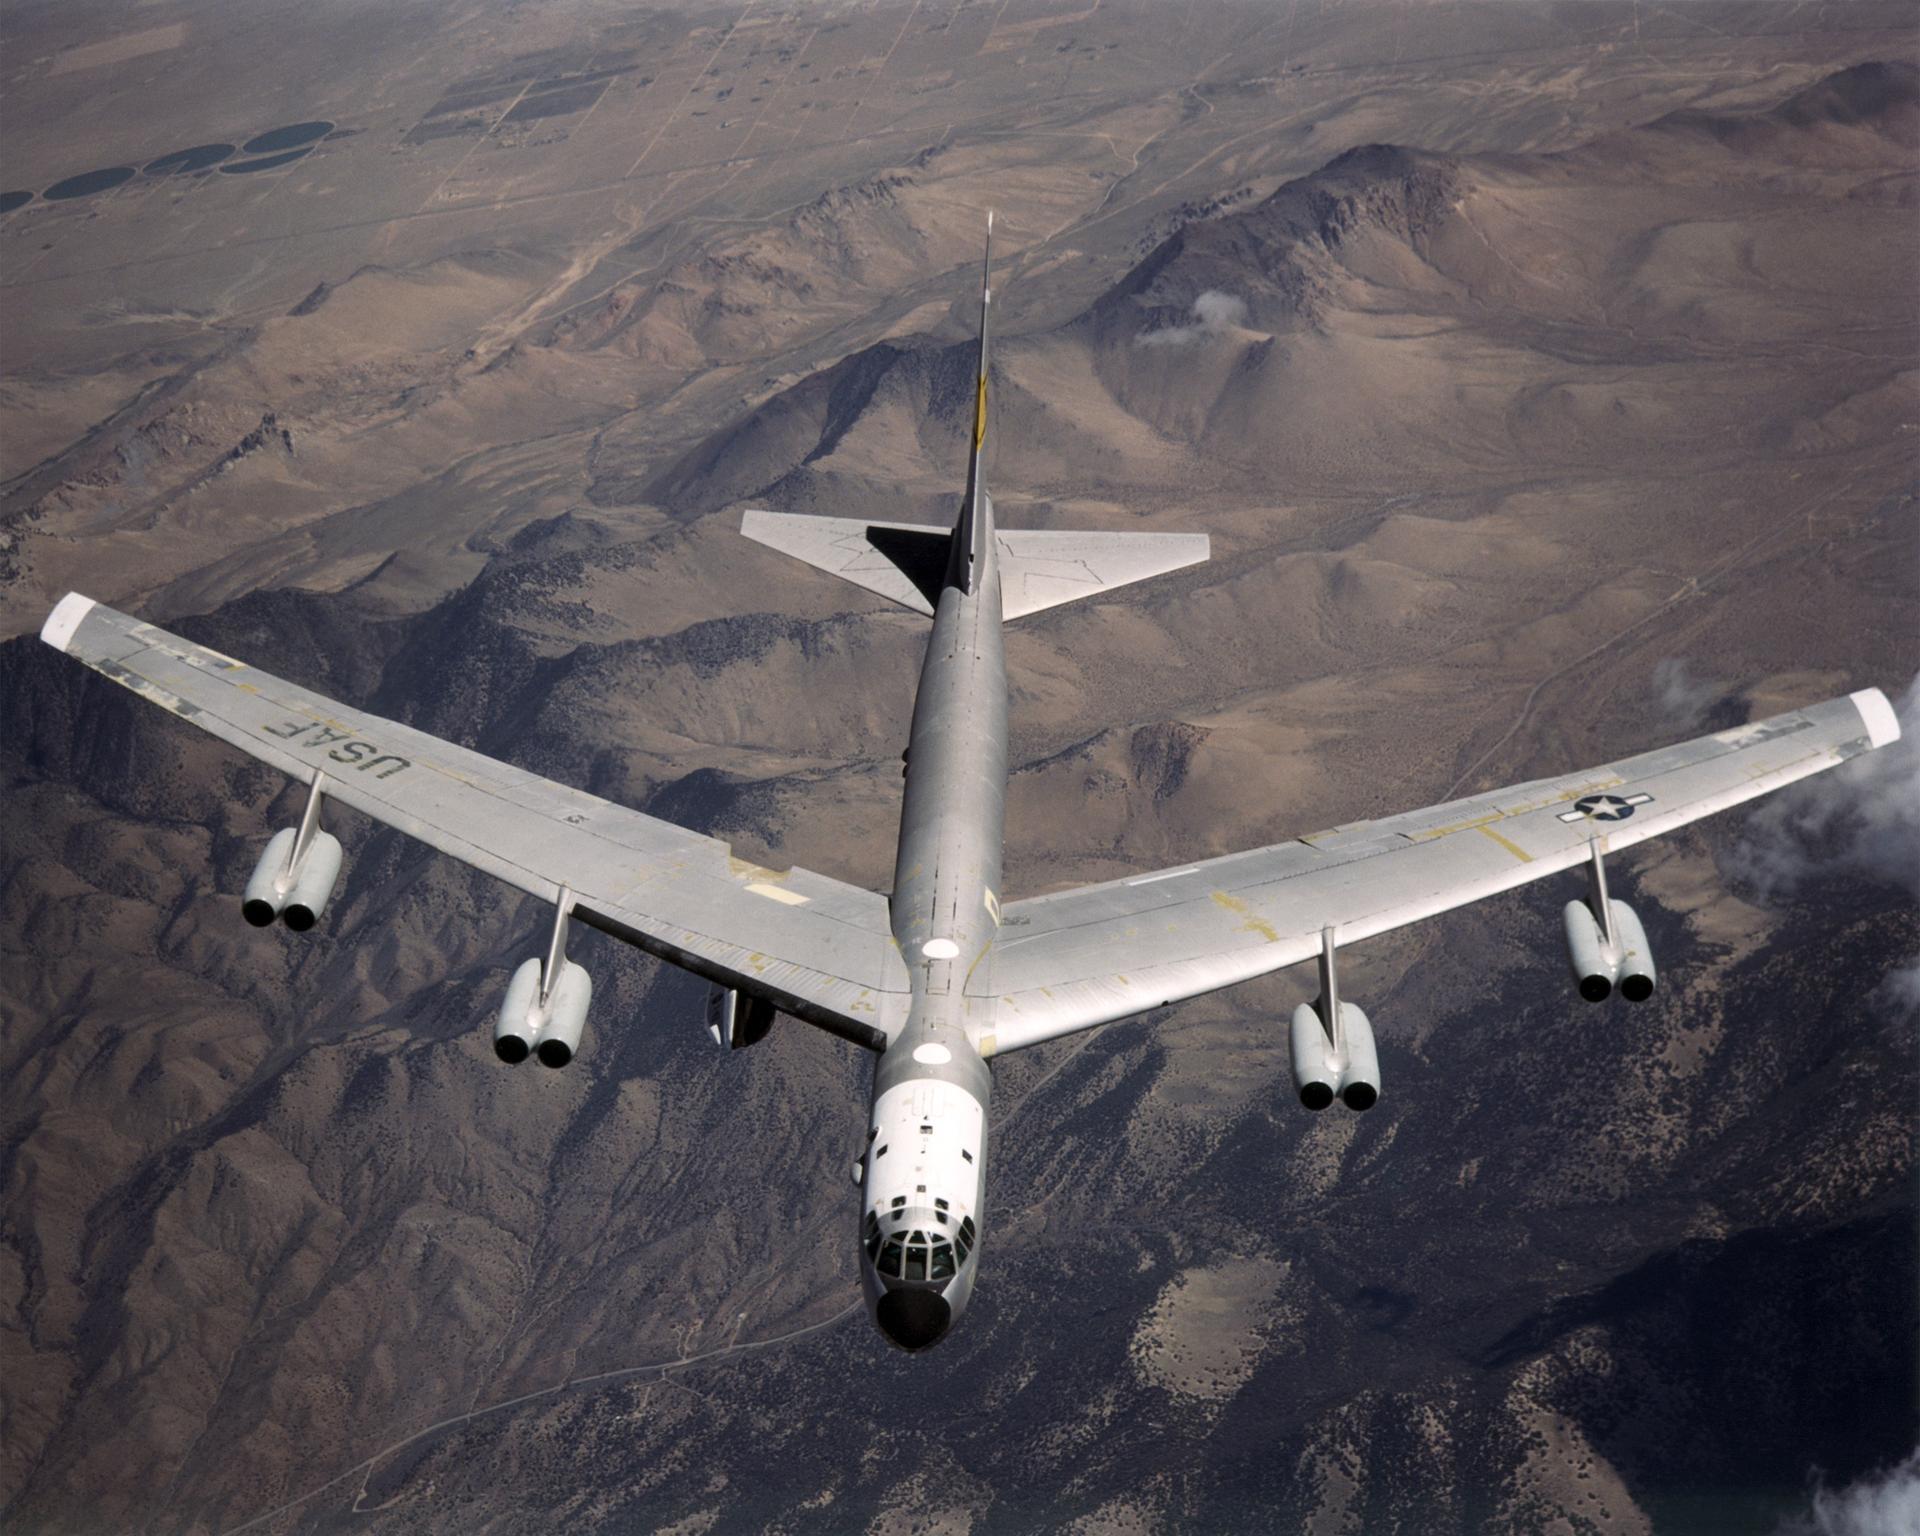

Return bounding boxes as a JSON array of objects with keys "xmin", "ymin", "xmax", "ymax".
[{"xmin": 262, "ymin": 718, "xmax": 411, "ymax": 778}]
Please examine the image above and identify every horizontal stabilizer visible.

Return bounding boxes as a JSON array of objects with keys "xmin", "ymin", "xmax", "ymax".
[
  {"xmin": 999, "ymin": 529, "xmax": 1209, "ymax": 619},
  {"xmin": 741, "ymin": 510, "xmax": 949, "ymax": 617}
]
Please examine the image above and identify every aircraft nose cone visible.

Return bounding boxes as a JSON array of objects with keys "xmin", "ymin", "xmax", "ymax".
[{"xmin": 875, "ymin": 1288, "xmax": 952, "ymax": 1351}]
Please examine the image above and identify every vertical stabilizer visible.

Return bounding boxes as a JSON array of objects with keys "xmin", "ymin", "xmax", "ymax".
[{"xmin": 949, "ymin": 212, "xmax": 994, "ymax": 594}]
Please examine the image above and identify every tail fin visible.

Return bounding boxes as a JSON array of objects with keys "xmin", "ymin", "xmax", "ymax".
[
  {"xmin": 949, "ymin": 211, "xmax": 994, "ymax": 595},
  {"xmin": 743, "ymin": 212, "xmax": 1210, "ymax": 619}
]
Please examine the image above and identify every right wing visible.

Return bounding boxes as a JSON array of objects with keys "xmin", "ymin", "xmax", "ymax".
[
  {"xmin": 42, "ymin": 594, "xmax": 911, "ymax": 1046},
  {"xmin": 973, "ymin": 689, "xmax": 1899, "ymax": 1054}
]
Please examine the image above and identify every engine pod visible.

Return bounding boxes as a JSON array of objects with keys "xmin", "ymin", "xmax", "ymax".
[
  {"xmin": 1337, "ymin": 1002, "xmax": 1379, "ymax": 1112},
  {"xmin": 1563, "ymin": 899, "xmax": 1618, "ymax": 1002},
  {"xmin": 1289, "ymin": 1003, "xmax": 1339, "ymax": 1110},
  {"xmin": 242, "ymin": 827, "xmax": 300, "ymax": 927},
  {"xmin": 494, "ymin": 957, "xmax": 543, "ymax": 1064},
  {"xmin": 1607, "ymin": 899, "xmax": 1657, "ymax": 1002},
  {"xmin": 535, "ymin": 960, "xmax": 592, "ymax": 1069},
  {"xmin": 281, "ymin": 831, "xmax": 342, "ymax": 931}
]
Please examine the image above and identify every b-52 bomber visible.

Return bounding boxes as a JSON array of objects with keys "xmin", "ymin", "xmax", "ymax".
[{"xmin": 41, "ymin": 219, "xmax": 1902, "ymax": 1349}]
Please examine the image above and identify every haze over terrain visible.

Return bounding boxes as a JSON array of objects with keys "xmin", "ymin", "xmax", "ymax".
[{"xmin": 2, "ymin": 2, "xmax": 1916, "ymax": 1532}]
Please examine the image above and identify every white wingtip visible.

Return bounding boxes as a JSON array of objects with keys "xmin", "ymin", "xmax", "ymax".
[
  {"xmin": 1850, "ymin": 687, "xmax": 1901, "ymax": 749},
  {"xmin": 40, "ymin": 592, "xmax": 96, "ymax": 654}
]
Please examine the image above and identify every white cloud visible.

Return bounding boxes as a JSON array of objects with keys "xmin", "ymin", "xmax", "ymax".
[
  {"xmin": 1727, "ymin": 674, "xmax": 1920, "ymax": 906},
  {"xmin": 1135, "ymin": 289, "xmax": 1248, "ymax": 347},
  {"xmin": 1652, "ymin": 657, "xmax": 1725, "ymax": 730},
  {"xmin": 1872, "ymin": 959, "xmax": 1920, "ymax": 1021},
  {"xmin": 1776, "ymin": 1447, "xmax": 1920, "ymax": 1536},
  {"xmin": 1727, "ymin": 674, "xmax": 1919, "ymax": 1017}
]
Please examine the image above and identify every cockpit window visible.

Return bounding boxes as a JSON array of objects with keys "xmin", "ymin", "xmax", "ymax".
[
  {"xmin": 891, "ymin": 1196, "xmax": 907, "ymax": 1209},
  {"xmin": 905, "ymin": 1245, "xmax": 927, "ymax": 1282},
  {"xmin": 931, "ymin": 1243, "xmax": 956, "ymax": 1280},
  {"xmin": 878, "ymin": 1240, "xmax": 904, "ymax": 1278}
]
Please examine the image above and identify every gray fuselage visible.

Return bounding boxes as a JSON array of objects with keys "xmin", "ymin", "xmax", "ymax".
[{"xmin": 858, "ymin": 492, "xmax": 1005, "ymax": 1349}]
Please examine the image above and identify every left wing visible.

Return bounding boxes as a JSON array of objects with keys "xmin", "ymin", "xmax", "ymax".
[
  {"xmin": 42, "ymin": 594, "xmax": 910, "ymax": 1045},
  {"xmin": 972, "ymin": 688, "xmax": 1899, "ymax": 1055}
]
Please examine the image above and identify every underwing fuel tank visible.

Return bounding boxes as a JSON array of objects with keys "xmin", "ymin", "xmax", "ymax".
[
  {"xmin": 1289, "ymin": 999, "xmax": 1380, "ymax": 1112},
  {"xmin": 705, "ymin": 984, "xmax": 776, "ymax": 1049},
  {"xmin": 494, "ymin": 957, "xmax": 593, "ymax": 1068},
  {"xmin": 241, "ymin": 827, "xmax": 344, "ymax": 930}
]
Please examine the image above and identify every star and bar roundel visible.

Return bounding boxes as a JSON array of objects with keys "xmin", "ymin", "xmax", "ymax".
[{"xmin": 1558, "ymin": 791, "xmax": 1655, "ymax": 823}]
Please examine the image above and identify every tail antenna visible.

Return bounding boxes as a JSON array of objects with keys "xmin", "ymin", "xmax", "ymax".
[{"xmin": 973, "ymin": 210, "xmax": 993, "ymax": 453}]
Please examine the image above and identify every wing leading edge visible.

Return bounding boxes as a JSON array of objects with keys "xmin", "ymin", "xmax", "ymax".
[
  {"xmin": 974, "ymin": 688, "xmax": 1899, "ymax": 1055},
  {"xmin": 42, "ymin": 594, "xmax": 911, "ymax": 1045}
]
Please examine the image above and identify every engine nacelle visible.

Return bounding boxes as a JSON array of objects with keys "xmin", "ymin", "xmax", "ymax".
[
  {"xmin": 705, "ymin": 984, "xmax": 776, "ymax": 1049},
  {"xmin": 494, "ymin": 957, "xmax": 543, "ymax": 1063},
  {"xmin": 241, "ymin": 827, "xmax": 344, "ymax": 930},
  {"xmin": 1563, "ymin": 899, "xmax": 1616, "ymax": 1002},
  {"xmin": 1609, "ymin": 900, "xmax": 1657, "ymax": 1002},
  {"xmin": 1289, "ymin": 1000, "xmax": 1380, "ymax": 1112},
  {"xmin": 493, "ymin": 957, "xmax": 593, "ymax": 1068},
  {"xmin": 1563, "ymin": 898, "xmax": 1657, "ymax": 1003},
  {"xmin": 242, "ymin": 829, "xmax": 299, "ymax": 926},
  {"xmin": 1339, "ymin": 1004, "xmax": 1381, "ymax": 1111},
  {"xmin": 535, "ymin": 961, "xmax": 591, "ymax": 1068},
  {"xmin": 282, "ymin": 832, "xmax": 343, "ymax": 931}
]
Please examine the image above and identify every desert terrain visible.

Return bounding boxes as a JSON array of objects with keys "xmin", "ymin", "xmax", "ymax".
[{"xmin": 2, "ymin": 2, "xmax": 1916, "ymax": 1532}]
